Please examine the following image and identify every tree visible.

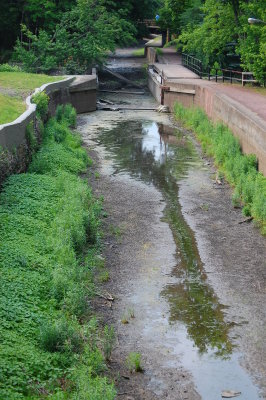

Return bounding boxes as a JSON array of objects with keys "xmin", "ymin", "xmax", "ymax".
[
  {"xmin": 14, "ymin": 0, "xmax": 137, "ymax": 73},
  {"xmin": 236, "ymin": 0, "xmax": 266, "ymax": 83},
  {"xmin": 0, "ymin": 0, "xmax": 75, "ymax": 57},
  {"xmin": 159, "ymin": 0, "xmax": 265, "ymax": 83}
]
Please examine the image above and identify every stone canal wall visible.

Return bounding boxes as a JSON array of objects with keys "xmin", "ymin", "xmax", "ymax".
[{"xmin": 148, "ymin": 72, "xmax": 266, "ymax": 176}]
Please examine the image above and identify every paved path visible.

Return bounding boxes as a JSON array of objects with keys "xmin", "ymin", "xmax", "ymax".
[
  {"xmin": 154, "ymin": 63, "xmax": 199, "ymax": 80},
  {"xmin": 155, "ymin": 48, "xmax": 266, "ymax": 122}
]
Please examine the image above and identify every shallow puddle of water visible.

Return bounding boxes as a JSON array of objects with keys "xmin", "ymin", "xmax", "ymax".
[{"xmin": 94, "ymin": 118, "xmax": 260, "ymax": 399}]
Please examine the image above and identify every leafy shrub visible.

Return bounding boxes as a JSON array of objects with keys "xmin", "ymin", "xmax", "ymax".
[
  {"xmin": 55, "ymin": 104, "xmax": 64, "ymax": 122},
  {"xmin": 64, "ymin": 284, "xmax": 91, "ymax": 319},
  {"xmin": 0, "ymin": 63, "xmax": 21, "ymax": 72},
  {"xmin": 31, "ymin": 91, "xmax": 49, "ymax": 120},
  {"xmin": 40, "ymin": 319, "xmax": 83, "ymax": 353}
]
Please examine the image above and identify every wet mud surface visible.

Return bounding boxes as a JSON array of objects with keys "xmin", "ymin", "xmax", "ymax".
[{"xmin": 78, "ymin": 91, "xmax": 266, "ymax": 399}]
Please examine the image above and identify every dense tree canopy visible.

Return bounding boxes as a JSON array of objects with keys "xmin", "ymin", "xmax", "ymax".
[
  {"xmin": 0, "ymin": 0, "xmax": 265, "ymax": 81},
  {"xmin": 13, "ymin": 0, "xmax": 136, "ymax": 73},
  {"xmin": 158, "ymin": 0, "xmax": 265, "ymax": 82},
  {"xmin": 0, "ymin": 0, "xmax": 161, "ymax": 71},
  {"xmin": 0, "ymin": 0, "xmax": 159, "ymax": 53}
]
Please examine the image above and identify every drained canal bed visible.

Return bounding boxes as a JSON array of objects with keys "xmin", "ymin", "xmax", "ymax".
[{"xmin": 79, "ymin": 91, "xmax": 266, "ymax": 399}]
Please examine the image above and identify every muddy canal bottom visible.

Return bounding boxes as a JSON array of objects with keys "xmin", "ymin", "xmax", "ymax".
[{"xmin": 79, "ymin": 95, "xmax": 262, "ymax": 399}]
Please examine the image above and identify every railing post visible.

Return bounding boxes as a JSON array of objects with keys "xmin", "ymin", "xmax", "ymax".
[
  {"xmin": 208, "ymin": 66, "xmax": 210, "ymax": 81},
  {"xmin": 215, "ymin": 69, "xmax": 218, "ymax": 82},
  {"xmin": 230, "ymin": 70, "xmax": 232, "ymax": 84},
  {"xmin": 222, "ymin": 69, "xmax": 224, "ymax": 83}
]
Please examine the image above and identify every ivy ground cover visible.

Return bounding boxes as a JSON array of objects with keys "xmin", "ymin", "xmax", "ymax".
[{"xmin": 0, "ymin": 106, "xmax": 115, "ymax": 399}]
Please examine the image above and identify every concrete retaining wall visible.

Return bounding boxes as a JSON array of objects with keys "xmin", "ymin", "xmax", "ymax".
[
  {"xmin": 0, "ymin": 73, "xmax": 97, "ymax": 186},
  {"xmin": 148, "ymin": 73, "xmax": 266, "ymax": 175},
  {"xmin": 0, "ymin": 74, "xmax": 97, "ymax": 151},
  {"xmin": 145, "ymin": 47, "xmax": 157, "ymax": 64}
]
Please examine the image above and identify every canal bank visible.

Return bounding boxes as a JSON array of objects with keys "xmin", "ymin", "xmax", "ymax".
[{"xmin": 78, "ymin": 88, "xmax": 266, "ymax": 399}]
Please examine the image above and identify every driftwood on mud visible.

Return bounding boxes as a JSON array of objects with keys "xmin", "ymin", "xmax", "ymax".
[
  {"xmin": 238, "ymin": 216, "xmax": 253, "ymax": 224},
  {"xmin": 96, "ymin": 291, "xmax": 114, "ymax": 301},
  {"xmin": 102, "ymin": 66, "xmax": 144, "ymax": 89}
]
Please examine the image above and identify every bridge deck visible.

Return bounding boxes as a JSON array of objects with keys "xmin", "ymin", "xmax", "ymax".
[
  {"xmin": 153, "ymin": 48, "xmax": 199, "ymax": 80},
  {"xmin": 154, "ymin": 63, "xmax": 199, "ymax": 80}
]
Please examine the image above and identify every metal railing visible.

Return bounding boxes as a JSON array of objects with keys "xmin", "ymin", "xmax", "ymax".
[
  {"xmin": 182, "ymin": 53, "xmax": 258, "ymax": 86},
  {"xmin": 182, "ymin": 53, "xmax": 203, "ymax": 77}
]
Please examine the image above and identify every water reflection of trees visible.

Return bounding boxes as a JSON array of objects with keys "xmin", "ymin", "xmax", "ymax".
[{"xmin": 99, "ymin": 120, "xmax": 233, "ymax": 357}]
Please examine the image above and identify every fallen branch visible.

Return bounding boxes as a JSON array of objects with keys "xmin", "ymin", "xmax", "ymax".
[
  {"xmin": 238, "ymin": 216, "xmax": 253, "ymax": 224},
  {"xmin": 99, "ymin": 90, "xmax": 146, "ymax": 95},
  {"xmin": 102, "ymin": 66, "xmax": 144, "ymax": 89}
]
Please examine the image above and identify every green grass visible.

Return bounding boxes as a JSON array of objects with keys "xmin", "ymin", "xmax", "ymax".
[
  {"xmin": 125, "ymin": 352, "xmax": 143, "ymax": 372},
  {"xmin": 153, "ymin": 35, "xmax": 162, "ymax": 43},
  {"xmin": 0, "ymin": 71, "xmax": 63, "ymax": 91},
  {"xmin": 132, "ymin": 48, "xmax": 145, "ymax": 57},
  {"xmin": 0, "ymin": 71, "xmax": 63, "ymax": 124},
  {"xmin": 0, "ymin": 106, "xmax": 116, "ymax": 399},
  {"xmin": 156, "ymin": 48, "xmax": 163, "ymax": 56},
  {"xmin": 0, "ymin": 93, "xmax": 25, "ymax": 124},
  {"xmin": 174, "ymin": 102, "xmax": 266, "ymax": 234}
]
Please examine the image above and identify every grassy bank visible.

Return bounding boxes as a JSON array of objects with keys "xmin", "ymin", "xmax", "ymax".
[
  {"xmin": 0, "ymin": 67, "xmax": 63, "ymax": 124},
  {"xmin": 0, "ymin": 92, "xmax": 26, "ymax": 124},
  {"xmin": 174, "ymin": 103, "xmax": 266, "ymax": 234},
  {"xmin": 0, "ymin": 105, "xmax": 116, "ymax": 399}
]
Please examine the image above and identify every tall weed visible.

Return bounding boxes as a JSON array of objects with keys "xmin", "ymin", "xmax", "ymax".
[{"xmin": 174, "ymin": 102, "xmax": 266, "ymax": 233}]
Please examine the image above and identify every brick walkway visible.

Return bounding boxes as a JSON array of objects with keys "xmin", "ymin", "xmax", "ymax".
[{"xmin": 156, "ymin": 48, "xmax": 266, "ymax": 122}]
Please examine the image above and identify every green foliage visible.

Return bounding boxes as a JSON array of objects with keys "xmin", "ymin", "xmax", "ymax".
[
  {"xmin": 102, "ymin": 326, "xmax": 116, "ymax": 361},
  {"xmin": 174, "ymin": 102, "xmax": 266, "ymax": 234},
  {"xmin": 25, "ymin": 121, "xmax": 38, "ymax": 151},
  {"xmin": 56, "ymin": 103, "xmax": 77, "ymax": 128},
  {"xmin": 126, "ymin": 352, "xmax": 143, "ymax": 372},
  {"xmin": 13, "ymin": 0, "xmax": 137, "ymax": 73},
  {"xmin": 0, "ymin": 104, "xmax": 115, "ymax": 398},
  {"xmin": 31, "ymin": 91, "xmax": 49, "ymax": 120},
  {"xmin": 236, "ymin": 1, "xmax": 266, "ymax": 83},
  {"xmin": 40, "ymin": 319, "xmax": 83, "ymax": 353},
  {"xmin": 160, "ymin": 0, "xmax": 265, "ymax": 82},
  {"xmin": 0, "ymin": 63, "xmax": 21, "ymax": 72}
]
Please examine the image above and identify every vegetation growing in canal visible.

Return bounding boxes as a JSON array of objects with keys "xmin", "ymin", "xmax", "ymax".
[
  {"xmin": 0, "ymin": 105, "xmax": 115, "ymax": 399},
  {"xmin": 126, "ymin": 352, "xmax": 143, "ymax": 372},
  {"xmin": 174, "ymin": 102, "xmax": 266, "ymax": 234}
]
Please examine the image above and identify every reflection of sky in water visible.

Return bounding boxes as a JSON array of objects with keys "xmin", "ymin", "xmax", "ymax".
[{"xmin": 141, "ymin": 122, "xmax": 175, "ymax": 164}]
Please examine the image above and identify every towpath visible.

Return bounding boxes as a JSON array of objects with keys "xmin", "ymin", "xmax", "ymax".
[{"xmin": 154, "ymin": 47, "xmax": 266, "ymax": 122}]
